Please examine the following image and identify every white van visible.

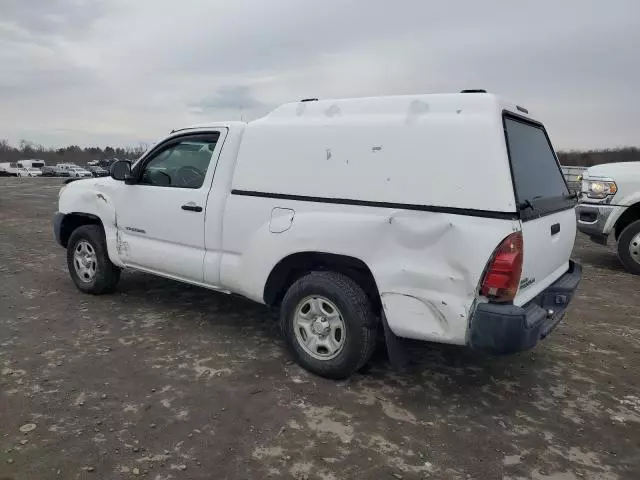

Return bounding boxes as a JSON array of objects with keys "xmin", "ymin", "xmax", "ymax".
[
  {"xmin": 0, "ymin": 162, "xmax": 14, "ymax": 176},
  {"xmin": 17, "ymin": 159, "xmax": 46, "ymax": 169},
  {"xmin": 53, "ymin": 92, "xmax": 581, "ymax": 378},
  {"xmin": 0, "ymin": 162, "xmax": 38, "ymax": 176}
]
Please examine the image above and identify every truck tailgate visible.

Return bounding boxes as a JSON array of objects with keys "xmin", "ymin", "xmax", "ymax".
[
  {"xmin": 502, "ymin": 112, "xmax": 577, "ymax": 306},
  {"xmin": 516, "ymin": 207, "xmax": 577, "ymax": 306}
]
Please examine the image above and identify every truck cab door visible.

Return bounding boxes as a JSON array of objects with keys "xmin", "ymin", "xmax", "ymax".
[{"xmin": 115, "ymin": 130, "xmax": 227, "ymax": 283}]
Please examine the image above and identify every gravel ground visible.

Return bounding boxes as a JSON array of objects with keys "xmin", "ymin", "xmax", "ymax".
[{"xmin": 1, "ymin": 178, "xmax": 639, "ymax": 480}]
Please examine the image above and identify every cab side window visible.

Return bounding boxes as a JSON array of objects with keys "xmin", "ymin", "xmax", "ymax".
[{"xmin": 139, "ymin": 135, "xmax": 219, "ymax": 189}]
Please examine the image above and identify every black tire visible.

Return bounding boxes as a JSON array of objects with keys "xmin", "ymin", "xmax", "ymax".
[
  {"xmin": 280, "ymin": 271, "xmax": 378, "ymax": 379},
  {"xmin": 67, "ymin": 225, "xmax": 121, "ymax": 294},
  {"xmin": 617, "ymin": 220, "xmax": 640, "ymax": 275}
]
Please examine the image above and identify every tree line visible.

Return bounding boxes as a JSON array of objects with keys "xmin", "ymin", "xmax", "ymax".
[
  {"xmin": 1, "ymin": 138, "xmax": 638, "ymax": 167},
  {"xmin": 0, "ymin": 140, "xmax": 147, "ymax": 166},
  {"xmin": 556, "ymin": 147, "xmax": 639, "ymax": 167}
]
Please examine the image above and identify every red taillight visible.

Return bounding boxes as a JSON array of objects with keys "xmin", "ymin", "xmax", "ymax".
[{"xmin": 481, "ymin": 232, "xmax": 523, "ymax": 303}]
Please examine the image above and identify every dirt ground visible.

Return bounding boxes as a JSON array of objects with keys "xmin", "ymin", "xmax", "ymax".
[{"xmin": 1, "ymin": 178, "xmax": 639, "ymax": 480}]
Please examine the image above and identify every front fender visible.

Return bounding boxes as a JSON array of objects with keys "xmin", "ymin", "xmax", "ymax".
[
  {"xmin": 603, "ymin": 192, "xmax": 640, "ymax": 234},
  {"xmin": 58, "ymin": 180, "xmax": 124, "ymax": 267}
]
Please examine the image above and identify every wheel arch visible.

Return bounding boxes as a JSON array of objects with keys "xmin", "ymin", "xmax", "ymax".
[
  {"xmin": 58, "ymin": 184, "xmax": 124, "ymax": 267},
  {"xmin": 263, "ymin": 251, "xmax": 381, "ymax": 309},
  {"xmin": 59, "ymin": 213, "xmax": 103, "ymax": 248},
  {"xmin": 614, "ymin": 202, "xmax": 640, "ymax": 240}
]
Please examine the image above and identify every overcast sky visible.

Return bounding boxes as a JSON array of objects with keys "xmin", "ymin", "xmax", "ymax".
[{"xmin": 1, "ymin": 0, "xmax": 638, "ymax": 150}]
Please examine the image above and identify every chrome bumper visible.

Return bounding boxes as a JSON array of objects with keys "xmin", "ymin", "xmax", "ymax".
[{"xmin": 576, "ymin": 203, "xmax": 615, "ymax": 245}]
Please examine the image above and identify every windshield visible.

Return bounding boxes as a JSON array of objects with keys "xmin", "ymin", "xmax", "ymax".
[{"xmin": 504, "ymin": 115, "xmax": 572, "ymax": 219}]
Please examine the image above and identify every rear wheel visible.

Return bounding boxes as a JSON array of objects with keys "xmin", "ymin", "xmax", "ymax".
[
  {"xmin": 67, "ymin": 225, "xmax": 121, "ymax": 294},
  {"xmin": 280, "ymin": 271, "xmax": 378, "ymax": 379},
  {"xmin": 617, "ymin": 220, "xmax": 640, "ymax": 275}
]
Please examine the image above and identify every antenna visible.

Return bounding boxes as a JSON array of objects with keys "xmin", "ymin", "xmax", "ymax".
[{"xmin": 240, "ymin": 106, "xmax": 245, "ymax": 122}]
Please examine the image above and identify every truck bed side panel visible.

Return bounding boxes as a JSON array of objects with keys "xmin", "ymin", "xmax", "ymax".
[{"xmin": 220, "ymin": 195, "xmax": 519, "ymax": 344}]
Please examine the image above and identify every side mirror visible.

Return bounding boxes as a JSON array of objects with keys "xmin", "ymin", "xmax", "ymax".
[{"xmin": 110, "ymin": 160, "xmax": 132, "ymax": 182}]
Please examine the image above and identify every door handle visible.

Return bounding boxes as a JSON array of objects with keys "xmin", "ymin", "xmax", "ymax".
[
  {"xmin": 181, "ymin": 204, "xmax": 203, "ymax": 212},
  {"xmin": 551, "ymin": 223, "xmax": 560, "ymax": 235}
]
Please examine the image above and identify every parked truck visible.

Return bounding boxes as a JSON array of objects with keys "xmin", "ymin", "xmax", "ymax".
[
  {"xmin": 577, "ymin": 162, "xmax": 640, "ymax": 274},
  {"xmin": 53, "ymin": 93, "xmax": 581, "ymax": 378}
]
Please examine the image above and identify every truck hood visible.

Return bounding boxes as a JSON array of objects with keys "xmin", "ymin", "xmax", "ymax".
[
  {"xmin": 585, "ymin": 162, "xmax": 640, "ymax": 180},
  {"xmin": 65, "ymin": 177, "xmax": 110, "ymax": 189},
  {"xmin": 583, "ymin": 162, "xmax": 640, "ymax": 206},
  {"xmin": 59, "ymin": 177, "xmax": 119, "ymax": 206}
]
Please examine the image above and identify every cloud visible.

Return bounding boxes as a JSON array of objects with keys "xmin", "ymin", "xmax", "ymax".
[
  {"xmin": 2, "ymin": 0, "xmax": 107, "ymax": 37},
  {"xmin": 0, "ymin": 0, "xmax": 638, "ymax": 149},
  {"xmin": 192, "ymin": 85, "xmax": 265, "ymax": 115}
]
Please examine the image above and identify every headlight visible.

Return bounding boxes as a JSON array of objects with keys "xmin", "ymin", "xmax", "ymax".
[{"xmin": 581, "ymin": 179, "xmax": 617, "ymax": 199}]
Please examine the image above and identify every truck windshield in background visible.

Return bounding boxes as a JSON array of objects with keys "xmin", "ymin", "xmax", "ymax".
[{"xmin": 504, "ymin": 115, "xmax": 572, "ymax": 220}]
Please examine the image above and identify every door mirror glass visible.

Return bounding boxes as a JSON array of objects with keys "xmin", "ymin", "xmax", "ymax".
[{"xmin": 110, "ymin": 160, "xmax": 132, "ymax": 181}]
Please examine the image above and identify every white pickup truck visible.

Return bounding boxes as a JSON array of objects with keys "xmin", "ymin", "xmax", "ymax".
[
  {"xmin": 577, "ymin": 162, "xmax": 640, "ymax": 274},
  {"xmin": 54, "ymin": 92, "xmax": 581, "ymax": 378}
]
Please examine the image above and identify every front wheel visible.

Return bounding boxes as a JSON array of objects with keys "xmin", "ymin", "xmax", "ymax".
[
  {"xmin": 280, "ymin": 271, "xmax": 378, "ymax": 379},
  {"xmin": 67, "ymin": 225, "xmax": 121, "ymax": 294},
  {"xmin": 617, "ymin": 220, "xmax": 640, "ymax": 275}
]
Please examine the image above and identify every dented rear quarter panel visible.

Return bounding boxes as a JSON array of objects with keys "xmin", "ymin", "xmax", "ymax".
[{"xmin": 221, "ymin": 196, "xmax": 520, "ymax": 345}]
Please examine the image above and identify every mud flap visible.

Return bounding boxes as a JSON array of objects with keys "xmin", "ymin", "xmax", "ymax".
[{"xmin": 381, "ymin": 310, "xmax": 409, "ymax": 369}]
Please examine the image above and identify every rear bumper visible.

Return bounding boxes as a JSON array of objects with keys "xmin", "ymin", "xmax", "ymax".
[{"xmin": 469, "ymin": 261, "xmax": 581, "ymax": 354}]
